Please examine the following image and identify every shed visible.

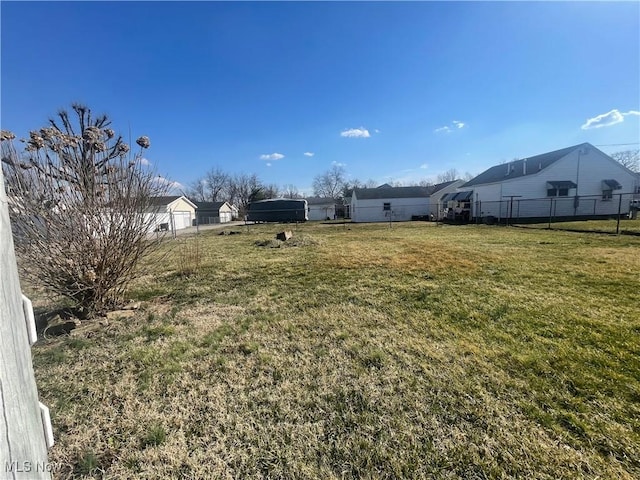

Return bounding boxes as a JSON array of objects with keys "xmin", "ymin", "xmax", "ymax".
[
  {"xmin": 305, "ymin": 197, "xmax": 336, "ymax": 221},
  {"xmin": 193, "ymin": 201, "xmax": 233, "ymax": 224}
]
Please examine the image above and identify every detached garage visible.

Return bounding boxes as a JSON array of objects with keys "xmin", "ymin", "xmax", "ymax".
[
  {"xmin": 193, "ymin": 201, "xmax": 234, "ymax": 224},
  {"xmin": 147, "ymin": 196, "xmax": 197, "ymax": 233}
]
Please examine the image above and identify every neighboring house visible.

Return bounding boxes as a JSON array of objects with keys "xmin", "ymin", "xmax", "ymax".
[
  {"xmin": 193, "ymin": 201, "xmax": 233, "ymax": 224},
  {"xmin": 146, "ymin": 196, "xmax": 197, "ymax": 232},
  {"xmin": 427, "ymin": 180, "xmax": 465, "ymax": 219},
  {"xmin": 457, "ymin": 143, "xmax": 639, "ymax": 221},
  {"xmin": 350, "ymin": 181, "xmax": 459, "ymax": 223},
  {"xmin": 305, "ymin": 197, "xmax": 336, "ymax": 221},
  {"xmin": 230, "ymin": 204, "xmax": 240, "ymax": 220}
]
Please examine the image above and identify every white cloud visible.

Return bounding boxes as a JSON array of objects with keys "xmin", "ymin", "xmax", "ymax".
[
  {"xmin": 340, "ymin": 127, "xmax": 370, "ymax": 138},
  {"xmin": 138, "ymin": 157, "xmax": 151, "ymax": 166},
  {"xmin": 581, "ymin": 109, "xmax": 640, "ymax": 130},
  {"xmin": 266, "ymin": 163, "xmax": 272, "ymax": 167},
  {"xmin": 303, "ymin": 152, "xmax": 314, "ymax": 157},
  {"xmin": 374, "ymin": 129, "xmax": 381, "ymax": 134},
  {"xmin": 420, "ymin": 163, "xmax": 429, "ymax": 169},
  {"xmin": 259, "ymin": 152, "xmax": 285, "ymax": 161},
  {"xmin": 155, "ymin": 176, "xmax": 183, "ymax": 191},
  {"xmin": 435, "ymin": 120, "xmax": 466, "ymax": 133},
  {"xmin": 332, "ymin": 161, "xmax": 347, "ymax": 167}
]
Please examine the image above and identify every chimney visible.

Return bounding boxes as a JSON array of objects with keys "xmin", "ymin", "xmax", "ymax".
[
  {"xmin": 523, "ymin": 158, "xmax": 527, "ymax": 175},
  {"xmin": 506, "ymin": 163, "xmax": 510, "ymax": 175}
]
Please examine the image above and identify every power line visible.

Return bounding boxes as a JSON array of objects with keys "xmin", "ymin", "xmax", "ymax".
[{"xmin": 594, "ymin": 143, "xmax": 639, "ymax": 147}]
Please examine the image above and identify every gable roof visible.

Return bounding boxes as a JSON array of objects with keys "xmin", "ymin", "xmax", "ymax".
[
  {"xmin": 149, "ymin": 195, "xmax": 181, "ymax": 206},
  {"xmin": 305, "ymin": 197, "xmax": 335, "ymax": 205},
  {"xmin": 193, "ymin": 201, "xmax": 227, "ymax": 211},
  {"xmin": 463, "ymin": 143, "xmax": 589, "ymax": 187},
  {"xmin": 353, "ymin": 181, "xmax": 457, "ymax": 200},
  {"xmin": 149, "ymin": 195, "xmax": 197, "ymax": 209}
]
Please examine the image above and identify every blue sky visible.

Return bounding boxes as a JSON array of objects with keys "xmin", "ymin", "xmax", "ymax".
[{"xmin": 2, "ymin": 1, "xmax": 639, "ymax": 195}]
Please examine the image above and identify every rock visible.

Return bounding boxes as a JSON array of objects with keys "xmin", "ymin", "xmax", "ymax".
[
  {"xmin": 44, "ymin": 316, "xmax": 81, "ymax": 337},
  {"xmin": 276, "ymin": 230, "xmax": 292, "ymax": 241}
]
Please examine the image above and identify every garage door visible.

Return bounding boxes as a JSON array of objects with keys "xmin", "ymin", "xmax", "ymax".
[
  {"xmin": 220, "ymin": 211, "xmax": 232, "ymax": 223},
  {"xmin": 172, "ymin": 211, "xmax": 192, "ymax": 230}
]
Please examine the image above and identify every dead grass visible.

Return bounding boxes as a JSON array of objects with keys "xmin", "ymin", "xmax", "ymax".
[{"xmin": 31, "ymin": 222, "xmax": 640, "ymax": 479}]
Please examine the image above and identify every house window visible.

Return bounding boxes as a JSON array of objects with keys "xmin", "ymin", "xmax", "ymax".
[
  {"xmin": 383, "ymin": 202, "xmax": 391, "ymax": 211},
  {"xmin": 602, "ymin": 190, "xmax": 613, "ymax": 200},
  {"xmin": 547, "ymin": 188, "xmax": 569, "ymax": 197}
]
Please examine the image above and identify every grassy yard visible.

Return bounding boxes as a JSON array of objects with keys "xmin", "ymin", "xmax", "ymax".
[
  {"xmin": 32, "ymin": 222, "xmax": 639, "ymax": 479},
  {"xmin": 518, "ymin": 217, "xmax": 640, "ymax": 234}
]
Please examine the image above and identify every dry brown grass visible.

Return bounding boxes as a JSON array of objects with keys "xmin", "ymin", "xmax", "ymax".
[{"xmin": 32, "ymin": 222, "xmax": 640, "ymax": 479}]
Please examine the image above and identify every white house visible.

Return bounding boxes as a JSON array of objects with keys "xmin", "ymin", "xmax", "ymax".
[
  {"xmin": 146, "ymin": 196, "xmax": 197, "ymax": 232},
  {"xmin": 350, "ymin": 181, "xmax": 460, "ymax": 223},
  {"xmin": 193, "ymin": 201, "xmax": 233, "ymax": 224},
  {"xmin": 458, "ymin": 143, "xmax": 639, "ymax": 221},
  {"xmin": 305, "ymin": 197, "xmax": 336, "ymax": 221}
]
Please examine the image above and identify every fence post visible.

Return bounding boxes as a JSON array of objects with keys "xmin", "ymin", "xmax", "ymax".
[
  {"xmin": 548, "ymin": 198, "xmax": 553, "ymax": 229},
  {"xmin": 616, "ymin": 193, "xmax": 623, "ymax": 235}
]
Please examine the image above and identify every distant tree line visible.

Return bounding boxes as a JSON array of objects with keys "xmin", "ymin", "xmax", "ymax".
[{"xmin": 186, "ymin": 150, "xmax": 638, "ymax": 214}]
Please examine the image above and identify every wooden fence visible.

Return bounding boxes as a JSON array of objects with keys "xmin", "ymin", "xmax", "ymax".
[{"xmin": 1, "ymin": 168, "xmax": 53, "ymax": 479}]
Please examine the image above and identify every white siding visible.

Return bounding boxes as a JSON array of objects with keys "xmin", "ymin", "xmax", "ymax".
[
  {"xmin": 308, "ymin": 203, "xmax": 335, "ymax": 221},
  {"xmin": 470, "ymin": 148, "xmax": 638, "ymax": 219},
  {"xmin": 351, "ymin": 195, "xmax": 430, "ymax": 223},
  {"xmin": 219, "ymin": 203, "xmax": 233, "ymax": 223},
  {"xmin": 429, "ymin": 180, "xmax": 465, "ymax": 219}
]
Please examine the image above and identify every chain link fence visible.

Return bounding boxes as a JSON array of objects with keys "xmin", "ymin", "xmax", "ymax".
[{"xmin": 470, "ymin": 193, "xmax": 639, "ymax": 235}]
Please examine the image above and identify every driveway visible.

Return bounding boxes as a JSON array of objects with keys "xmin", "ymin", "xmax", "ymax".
[{"xmin": 150, "ymin": 221, "xmax": 250, "ymax": 239}]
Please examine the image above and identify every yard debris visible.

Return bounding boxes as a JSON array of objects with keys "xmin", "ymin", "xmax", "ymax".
[
  {"xmin": 276, "ymin": 230, "xmax": 292, "ymax": 241},
  {"xmin": 218, "ymin": 230, "xmax": 242, "ymax": 236}
]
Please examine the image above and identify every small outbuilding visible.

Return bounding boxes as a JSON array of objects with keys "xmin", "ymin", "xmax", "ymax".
[
  {"xmin": 193, "ymin": 201, "xmax": 233, "ymax": 224},
  {"xmin": 147, "ymin": 196, "xmax": 197, "ymax": 232},
  {"xmin": 305, "ymin": 197, "xmax": 336, "ymax": 221}
]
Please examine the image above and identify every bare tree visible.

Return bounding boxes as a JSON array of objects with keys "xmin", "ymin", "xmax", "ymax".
[
  {"xmin": 462, "ymin": 171, "xmax": 475, "ymax": 182},
  {"xmin": 1, "ymin": 104, "xmax": 169, "ymax": 316},
  {"xmin": 610, "ymin": 149, "xmax": 639, "ymax": 173},
  {"xmin": 262, "ymin": 183, "xmax": 280, "ymax": 199},
  {"xmin": 282, "ymin": 184, "xmax": 302, "ymax": 199},
  {"xmin": 226, "ymin": 172, "xmax": 262, "ymax": 216},
  {"xmin": 204, "ymin": 167, "xmax": 229, "ymax": 201},
  {"xmin": 312, "ymin": 165, "xmax": 346, "ymax": 199},
  {"xmin": 436, "ymin": 168, "xmax": 459, "ymax": 183},
  {"xmin": 186, "ymin": 176, "xmax": 206, "ymax": 202},
  {"xmin": 418, "ymin": 178, "xmax": 435, "ymax": 187}
]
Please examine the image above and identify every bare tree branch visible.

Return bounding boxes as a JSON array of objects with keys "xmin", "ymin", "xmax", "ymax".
[{"xmin": 1, "ymin": 106, "xmax": 171, "ymax": 316}]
